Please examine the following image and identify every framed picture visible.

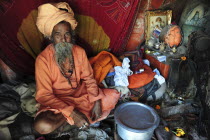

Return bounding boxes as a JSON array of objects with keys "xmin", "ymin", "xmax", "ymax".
[{"xmin": 145, "ymin": 10, "xmax": 172, "ymax": 44}]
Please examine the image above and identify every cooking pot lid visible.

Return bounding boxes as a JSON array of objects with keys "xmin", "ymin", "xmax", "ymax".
[{"xmin": 114, "ymin": 102, "xmax": 159, "ymax": 133}]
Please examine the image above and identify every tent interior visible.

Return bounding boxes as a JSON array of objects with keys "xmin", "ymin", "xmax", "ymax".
[{"xmin": 0, "ymin": 0, "xmax": 210, "ymax": 139}]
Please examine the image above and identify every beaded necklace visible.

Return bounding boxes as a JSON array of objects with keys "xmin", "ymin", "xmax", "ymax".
[{"xmin": 57, "ymin": 52, "xmax": 79, "ymax": 89}]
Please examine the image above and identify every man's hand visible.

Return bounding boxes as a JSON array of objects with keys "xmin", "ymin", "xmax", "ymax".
[
  {"xmin": 91, "ymin": 100, "xmax": 102, "ymax": 121},
  {"xmin": 70, "ymin": 110, "xmax": 89, "ymax": 129}
]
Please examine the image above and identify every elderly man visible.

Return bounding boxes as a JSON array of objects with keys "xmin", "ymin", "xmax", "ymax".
[{"xmin": 34, "ymin": 2, "xmax": 120, "ymax": 134}]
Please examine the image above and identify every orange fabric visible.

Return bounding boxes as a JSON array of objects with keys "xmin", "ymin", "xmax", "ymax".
[
  {"xmin": 128, "ymin": 64, "xmax": 155, "ymax": 89},
  {"xmin": 35, "ymin": 44, "xmax": 120, "ymax": 125},
  {"xmin": 145, "ymin": 54, "xmax": 170, "ymax": 79},
  {"xmin": 89, "ymin": 51, "xmax": 122, "ymax": 84},
  {"xmin": 36, "ymin": 2, "xmax": 77, "ymax": 37}
]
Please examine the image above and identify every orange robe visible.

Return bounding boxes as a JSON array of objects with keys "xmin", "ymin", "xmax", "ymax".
[{"xmin": 35, "ymin": 44, "xmax": 120, "ymax": 125}]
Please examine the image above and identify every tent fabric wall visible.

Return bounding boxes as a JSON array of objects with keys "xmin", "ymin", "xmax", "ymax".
[
  {"xmin": 0, "ymin": 0, "xmax": 54, "ymax": 75},
  {"xmin": 0, "ymin": 0, "xmax": 141, "ymax": 75},
  {"xmin": 63, "ymin": 0, "xmax": 142, "ymax": 55}
]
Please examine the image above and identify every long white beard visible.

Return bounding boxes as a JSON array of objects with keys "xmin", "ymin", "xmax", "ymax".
[{"xmin": 54, "ymin": 42, "xmax": 73, "ymax": 66}]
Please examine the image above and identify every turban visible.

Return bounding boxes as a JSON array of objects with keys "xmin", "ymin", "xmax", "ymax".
[{"xmin": 36, "ymin": 2, "xmax": 77, "ymax": 37}]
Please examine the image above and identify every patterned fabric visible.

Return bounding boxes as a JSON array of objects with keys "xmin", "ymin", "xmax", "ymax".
[
  {"xmin": 68, "ymin": 0, "xmax": 141, "ymax": 55},
  {"xmin": 0, "ymin": 0, "xmax": 48, "ymax": 75},
  {"xmin": 0, "ymin": 0, "xmax": 140, "ymax": 75},
  {"xmin": 0, "ymin": 0, "xmax": 14, "ymax": 14}
]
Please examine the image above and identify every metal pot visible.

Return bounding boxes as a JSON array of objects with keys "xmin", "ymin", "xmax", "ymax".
[{"xmin": 114, "ymin": 102, "xmax": 160, "ymax": 140}]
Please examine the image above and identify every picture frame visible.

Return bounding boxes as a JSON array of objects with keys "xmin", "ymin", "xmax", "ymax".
[{"xmin": 145, "ymin": 10, "xmax": 172, "ymax": 44}]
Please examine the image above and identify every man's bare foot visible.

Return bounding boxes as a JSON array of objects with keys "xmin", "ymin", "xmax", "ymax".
[{"xmin": 70, "ymin": 110, "xmax": 89, "ymax": 129}]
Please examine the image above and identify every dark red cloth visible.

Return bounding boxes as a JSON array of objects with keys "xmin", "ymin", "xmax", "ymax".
[
  {"xmin": 68, "ymin": 0, "xmax": 141, "ymax": 55},
  {"xmin": 0, "ymin": 0, "xmax": 140, "ymax": 75},
  {"xmin": 0, "ymin": 0, "xmax": 52, "ymax": 75}
]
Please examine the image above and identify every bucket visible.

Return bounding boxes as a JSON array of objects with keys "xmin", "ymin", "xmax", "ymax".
[{"xmin": 114, "ymin": 102, "xmax": 160, "ymax": 140}]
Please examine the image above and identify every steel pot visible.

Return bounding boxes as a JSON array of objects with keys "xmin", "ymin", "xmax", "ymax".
[{"xmin": 114, "ymin": 102, "xmax": 160, "ymax": 140}]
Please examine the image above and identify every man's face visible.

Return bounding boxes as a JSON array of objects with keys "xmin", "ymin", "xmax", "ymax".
[{"xmin": 51, "ymin": 22, "xmax": 72, "ymax": 45}]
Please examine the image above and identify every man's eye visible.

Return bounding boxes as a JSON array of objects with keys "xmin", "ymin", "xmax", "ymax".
[
  {"xmin": 54, "ymin": 33, "xmax": 60, "ymax": 36},
  {"xmin": 65, "ymin": 33, "xmax": 71, "ymax": 36}
]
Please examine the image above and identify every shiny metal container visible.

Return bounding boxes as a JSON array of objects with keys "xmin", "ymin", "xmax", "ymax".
[{"xmin": 114, "ymin": 102, "xmax": 160, "ymax": 140}]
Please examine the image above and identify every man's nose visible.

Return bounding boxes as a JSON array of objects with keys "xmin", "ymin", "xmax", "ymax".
[{"xmin": 61, "ymin": 35, "xmax": 67, "ymax": 42}]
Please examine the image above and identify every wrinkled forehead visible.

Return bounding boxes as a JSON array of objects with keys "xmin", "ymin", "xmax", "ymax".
[{"xmin": 52, "ymin": 22, "xmax": 72, "ymax": 34}]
